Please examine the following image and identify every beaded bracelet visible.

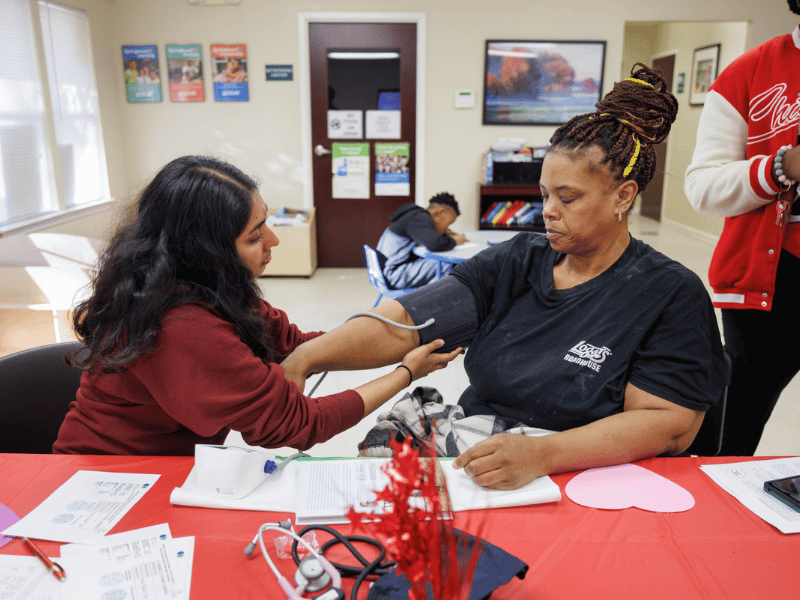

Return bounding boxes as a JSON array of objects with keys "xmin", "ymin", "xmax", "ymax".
[{"xmin": 774, "ymin": 145, "xmax": 795, "ymax": 188}]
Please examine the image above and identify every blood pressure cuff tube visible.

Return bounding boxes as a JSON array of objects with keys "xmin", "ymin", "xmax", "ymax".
[
  {"xmin": 396, "ymin": 276, "xmax": 479, "ymax": 353},
  {"xmin": 366, "ymin": 527, "xmax": 528, "ymax": 600}
]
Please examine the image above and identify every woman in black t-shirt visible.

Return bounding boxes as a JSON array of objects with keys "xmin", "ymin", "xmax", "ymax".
[{"xmin": 282, "ymin": 64, "xmax": 726, "ymax": 490}]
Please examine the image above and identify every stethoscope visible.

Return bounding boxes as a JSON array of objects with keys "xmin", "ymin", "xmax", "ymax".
[
  {"xmin": 245, "ymin": 520, "xmax": 394, "ymax": 600},
  {"xmin": 245, "ymin": 312, "xmax": 434, "ymax": 599}
]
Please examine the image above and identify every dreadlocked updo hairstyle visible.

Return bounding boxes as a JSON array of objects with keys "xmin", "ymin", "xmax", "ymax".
[
  {"xmin": 70, "ymin": 155, "xmax": 276, "ymax": 374},
  {"xmin": 548, "ymin": 63, "xmax": 678, "ymax": 193}
]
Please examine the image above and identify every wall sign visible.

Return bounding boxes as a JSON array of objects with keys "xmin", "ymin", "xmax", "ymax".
[
  {"xmin": 328, "ymin": 110, "xmax": 363, "ymax": 139},
  {"xmin": 265, "ymin": 65, "xmax": 293, "ymax": 81}
]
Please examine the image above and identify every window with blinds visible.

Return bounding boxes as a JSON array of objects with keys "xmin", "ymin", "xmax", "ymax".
[
  {"xmin": 0, "ymin": 0, "xmax": 57, "ymax": 226},
  {"xmin": 0, "ymin": 0, "xmax": 108, "ymax": 229},
  {"xmin": 39, "ymin": 0, "xmax": 109, "ymax": 209}
]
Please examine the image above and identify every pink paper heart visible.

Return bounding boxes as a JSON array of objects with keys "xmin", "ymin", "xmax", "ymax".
[{"xmin": 565, "ymin": 463, "xmax": 695, "ymax": 513}]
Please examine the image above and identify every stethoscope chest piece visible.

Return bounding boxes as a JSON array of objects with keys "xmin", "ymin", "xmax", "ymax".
[{"xmin": 295, "ymin": 556, "xmax": 331, "ymax": 593}]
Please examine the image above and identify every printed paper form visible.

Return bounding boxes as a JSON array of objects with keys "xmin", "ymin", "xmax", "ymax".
[
  {"xmin": 700, "ymin": 457, "xmax": 800, "ymax": 534},
  {"xmin": 2, "ymin": 471, "xmax": 159, "ymax": 544},
  {"xmin": 0, "ymin": 555, "xmax": 63, "ymax": 600},
  {"xmin": 60, "ymin": 524, "xmax": 194, "ymax": 600},
  {"xmin": 294, "ymin": 458, "xmax": 560, "ymax": 523},
  {"xmin": 295, "ymin": 459, "xmax": 392, "ymax": 523}
]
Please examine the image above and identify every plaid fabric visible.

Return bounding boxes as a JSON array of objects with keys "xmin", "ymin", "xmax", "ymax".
[{"xmin": 357, "ymin": 386, "xmax": 555, "ymax": 458}]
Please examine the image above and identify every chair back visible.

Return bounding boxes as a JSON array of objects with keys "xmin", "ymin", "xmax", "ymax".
[
  {"xmin": 687, "ymin": 348, "xmax": 733, "ymax": 456},
  {"xmin": 364, "ymin": 244, "xmax": 390, "ymax": 293},
  {"xmin": 0, "ymin": 341, "xmax": 84, "ymax": 453}
]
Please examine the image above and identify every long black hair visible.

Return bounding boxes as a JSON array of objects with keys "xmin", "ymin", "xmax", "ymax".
[
  {"xmin": 71, "ymin": 155, "xmax": 276, "ymax": 373},
  {"xmin": 548, "ymin": 63, "xmax": 678, "ymax": 193}
]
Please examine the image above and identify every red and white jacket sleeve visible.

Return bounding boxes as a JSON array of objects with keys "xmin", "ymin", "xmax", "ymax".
[{"xmin": 685, "ymin": 90, "xmax": 781, "ymax": 218}]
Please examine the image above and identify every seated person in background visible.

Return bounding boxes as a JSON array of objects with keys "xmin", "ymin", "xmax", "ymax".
[
  {"xmin": 377, "ymin": 192, "xmax": 468, "ymax": 289},
  {"xmin": 54, "ymin": 156, "xmax": 460, "ymax": 455},
  {"xmin": 282, "ymin": 64, "xmax": 726, "ymax": 490}
]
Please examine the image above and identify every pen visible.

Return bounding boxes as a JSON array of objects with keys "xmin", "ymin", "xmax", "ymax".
[{"xmin": 21, "ymin": 537, "xmax": 66, "ymax": 582}]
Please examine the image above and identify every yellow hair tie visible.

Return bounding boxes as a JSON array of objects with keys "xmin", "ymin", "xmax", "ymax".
[
  {"xmin": 623, "ymin": 136, "xmax": 641, "ymax": 177},
  {"xmin": 624, "ymin": 77, "xmax": 654, "ymax": 88}
]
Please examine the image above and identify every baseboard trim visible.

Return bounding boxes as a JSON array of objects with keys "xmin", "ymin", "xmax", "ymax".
[{"xmin": 661, "ymin": 217, "xmax": 720, "ymax": 246}]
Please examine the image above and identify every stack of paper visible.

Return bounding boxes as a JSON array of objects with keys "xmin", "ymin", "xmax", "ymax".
[
  {"xmin": 61, "ymin": 524, "xmax": 194, "ymax": 600},
  {"xmin": 170, "ymin": 457, "xmax": 561, "ymax": 524},
  {"xmin": 700, "ymin": 457, "xmax": 800, "ymax": 534},
  {"xmin": 2, "ymin": 470, "xmax": 160, "ymax": 544},
  {"xmin": 1, "ymin": 471, "xmax": 194, "ymax": 600}
]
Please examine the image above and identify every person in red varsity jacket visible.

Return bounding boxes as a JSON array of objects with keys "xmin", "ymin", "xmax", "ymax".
[
  {"xmin": 54, "ymin": 156, "xmax": 459, "ymax": 455},
  {"xmin": 684, "ymin": 1, "xmax": 800, "ymax": 455}
]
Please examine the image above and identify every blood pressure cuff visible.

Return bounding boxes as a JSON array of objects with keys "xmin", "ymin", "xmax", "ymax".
[
  {"xmin": 366, "ymin": 527, "xmax": 528, "ymax": 600},
  {"xmin": 396, "ymin": 276, "xmax": 479, "ymax": 353}
]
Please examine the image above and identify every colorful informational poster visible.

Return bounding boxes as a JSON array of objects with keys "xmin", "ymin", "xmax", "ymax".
[
  {"xmin": 332, "ymin": 143, "xmax": 370, "ymax": 199},
  {"xmin": 211, "ymin": 44, "xmax": 248, "ymax": 102},
  {"xmin": 375, "ymin": 142, "xmax": 410, "ymax": 196},
  {"xmin": 122, "ymin": 45, "xmax": 162, "ymax": 103},
  {"xmin": 167, "ymin": 44, "xmax": 204, "ymax": 102}
]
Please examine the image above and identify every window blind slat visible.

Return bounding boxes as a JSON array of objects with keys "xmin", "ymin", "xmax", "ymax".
[{"xmin": 0, "ymin": 0, "xmax": 56, "ymax": 225}]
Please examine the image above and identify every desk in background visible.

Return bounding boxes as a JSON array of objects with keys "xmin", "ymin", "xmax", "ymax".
[
  {"xmin": 1, "ymin": 454, "xmax": 798, "ymax": 600},
  {"xmin": 415, "ymin": 230, "xmax": 530, "ymax": 279}
]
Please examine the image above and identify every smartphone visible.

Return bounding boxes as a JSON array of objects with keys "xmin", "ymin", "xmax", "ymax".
[{"xmin": 763, "ymin": 475, "xmax": 800, "ymax": 512}]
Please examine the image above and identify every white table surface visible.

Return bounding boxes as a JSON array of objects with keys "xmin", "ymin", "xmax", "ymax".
[{"xmin": 419, "ymin": 229, "xmax": 536, "ymax": 263}]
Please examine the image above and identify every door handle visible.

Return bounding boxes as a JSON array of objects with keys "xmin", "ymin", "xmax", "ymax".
[{"xmin": 314, "ymin": 144, "xmax": 332, "ymax": 156}]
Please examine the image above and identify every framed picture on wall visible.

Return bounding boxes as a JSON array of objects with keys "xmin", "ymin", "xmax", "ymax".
[
  {"xmin": 689, "ymin": 44, "xmax": 720, "ymax": 106},
  {"xmin": 482, "ymin": 39, "xmax": 606, "ymax": 126}
]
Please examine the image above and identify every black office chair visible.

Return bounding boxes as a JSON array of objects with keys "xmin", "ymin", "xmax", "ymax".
[
  {"xmin": 686, "ymin": 349, "xmax": 734, "ymax": 457},
  {"xmin": 0, "ymin": 341, "xmax": 84, "ymax": 453}
]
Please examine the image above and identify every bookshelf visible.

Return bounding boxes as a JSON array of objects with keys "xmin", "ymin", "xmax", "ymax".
[{"xmin": 478, "ymin": 184, "xmax": 544, "ymax": 232}]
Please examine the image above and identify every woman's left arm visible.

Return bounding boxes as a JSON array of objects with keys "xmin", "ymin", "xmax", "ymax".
[{"xmin": 453, "ymin": 383, "xmax": 703, "ymax": 490}]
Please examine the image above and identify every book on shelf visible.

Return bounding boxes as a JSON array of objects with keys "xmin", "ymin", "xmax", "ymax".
[
  {"xmin": 481, "ymin": 201, "xmax": 500, "ymax": 223},
  {"xmin": 487, "ymin": 200, "xmax": 506, "ymax": 223},
  {"xmin": 170, "ymin": 456, "xmax": 561, "ymax": 524},
  {"xmin": 519, "ymin": 206, "xmax": 544, "ymax": 226},
  {"xmin": 490, "ymin": 201, "xmax": 513, "ymax": 225},
  {"xmin": 496, "ymin": 200, "xmax": 526, "ymax": 226},
  {"xmin": 509, "ymin": 203, "xmax": 534, "ymax": 225}
]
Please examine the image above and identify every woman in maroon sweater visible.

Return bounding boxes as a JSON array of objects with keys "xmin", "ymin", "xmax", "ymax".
[{"xmin": 54, "ymin": 156, "xmax": 458, "ymax": 455}]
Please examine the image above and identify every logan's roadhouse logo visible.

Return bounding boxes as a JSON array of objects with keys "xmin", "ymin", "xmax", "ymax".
[{"xmin": 564, "ymin": 341, "xmax": 612, "ymax": 372}]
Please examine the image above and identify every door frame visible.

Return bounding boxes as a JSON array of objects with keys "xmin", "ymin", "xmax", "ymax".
[
  {"xmin": 646, "ymin": 48, "xmax": 677, "ymax": 219},
  {"xmin": 297, "ymin": 12, "xmax": 427, "ymax": 209}
]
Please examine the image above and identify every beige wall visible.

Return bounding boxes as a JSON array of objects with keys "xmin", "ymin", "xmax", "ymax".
[
  {"xmin": 44, "ymin": 0, "xmax": 792, "ymax": 240},
  {"xmin": 623, "ymin": 21, "xmax": 749, "ymax": 239}
]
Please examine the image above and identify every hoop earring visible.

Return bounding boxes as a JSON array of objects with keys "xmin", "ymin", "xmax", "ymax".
[{"xmin": 616, "ymin": 209, "xmax": 623, "ymax": 223}]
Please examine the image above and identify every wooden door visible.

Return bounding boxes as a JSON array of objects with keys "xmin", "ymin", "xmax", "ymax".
[
  {"xmin": 309, "ymin": 22, "xmax": 417, "ymax": 267},
  {"xmin": 639, "ymin": 54, "xmax": 675, "ymax": 222}
]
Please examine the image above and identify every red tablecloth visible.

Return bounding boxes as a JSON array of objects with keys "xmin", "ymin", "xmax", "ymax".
[{"xmin": 1, "ymin": 454, "xmax": 798, "ymax": 599}]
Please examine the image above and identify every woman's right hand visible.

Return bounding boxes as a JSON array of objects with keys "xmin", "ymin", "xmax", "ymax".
[{"xmin": 401, "ymin": 339, "xmax": 463, "ymax": 383}]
